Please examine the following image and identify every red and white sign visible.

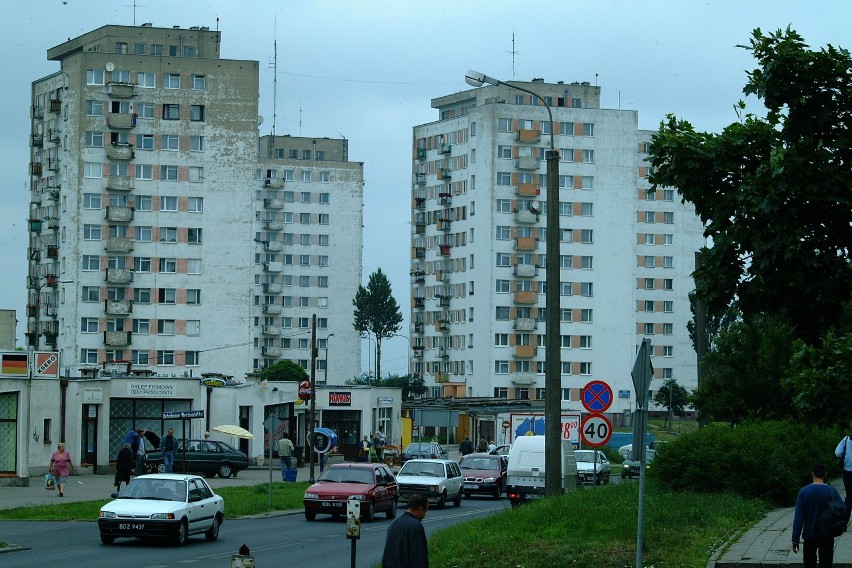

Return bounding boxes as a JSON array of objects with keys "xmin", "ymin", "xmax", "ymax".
[
  {"xmin": 580, "ymin": 414, "xmax": 613, "ymax": 447},
  {"xmin": 328, "ymin": 391, "xmax": 352, "ymax": 406},
  {"xmin": 581, "ymin": 380, "xmax": 614, "ymax": 413},
  {"xmin": 298, "ymin": 380, "xmax": 313, "ymax": 401},
  {"xmin": 508, "ymin": 413, "xmax": 581, "ymax": 445}
]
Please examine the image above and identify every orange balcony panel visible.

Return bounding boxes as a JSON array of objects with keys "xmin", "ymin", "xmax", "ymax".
[
  {"xmin": 513, "ymin": 344, "xmax": 537, "ymax": 358},
  {"xmin": 513, "ymin": 291, "xmax": 537, "ymax": 305},
  {"xmin": 516, "ymin": 183, "xmax": 540, "ymax": 197}
]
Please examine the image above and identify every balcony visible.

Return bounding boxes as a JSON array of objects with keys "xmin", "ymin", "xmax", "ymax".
[
  {"xmin": 516, "ymin": 183, "xmax": 541, "ymax": 197},
  {"xmin": 416, "ymin": 148, "xmax": 427, "ymax": 160},
  {"xmin": 514, "ymin": 263, "xmax": 538, "ymax": 278},
  {"xmin": 414, "ymin": 223, "xmax": 425, "ymax": 235},
  {"xmin": 414, "ymin": 197, "xmax": 426, "ymax": 209},
  {"xmin": 105, "ymin": 268, "xmax": 133, "ymax": 285},
  {"xmin": 438, "ymin": 168, "xmax": 451, "ymax": 180},
  {"xmin": 436, "ymin": 271, "xmax": 450, "ymax": 283},
  {"xmin": 48, "ymin": 129, "xmax": 60, "ymax": 143},
  {"xmin": 513, "ymin": 344, "xmax": 537, "ymax": 358},
  {"xmin": 436, "ymin": 320, "xmax": 450, "ymax": 333},
  {"xmin": 106, "ymin": 175, "xmax": 135, "ymax": 192},
  {"xmin": 438, "ymin": 219, "xmax": 451, "ymax": 232},
  {"xmin": 514, "ymin": 236, "xmax": 538, "ymax": 251},
  {"xmin": 439, "ymin": 244, "xmax": 451, "ymax": 256},
  {"xmin": 512, "ymin": 373, "xmax": 537, "ymax": 386},
  {"xmin": 43, "ymin": 332, "xmax": 57, "ymax": 347},
  {"xmin": 31, "ymin": 133, "xmax": 44, "ymax": 147},
  {"xmin": 49, "ymin": 99, "xmax": 62, "ymax": 113},
  {"xmin": 410, "ymin": 270, "xmax": 425, "ymax": 283},
  {"xmin": 438, "ymin": 349, "xmax": 450, "ymax": 359},
  {"xmin": 438, "ymin": 193, "xmax": 452, "ymax": 205},
  {"xmin": 106, "ymin": 143, "xmax": 135, "ymax": 160},
  {"xmin": 47, "ymin": 159, "xmax": 60, "ymax": 172},
  {"xmin": 513, "ymin": 318, "xmax": 537, "ymax": 331},
  {"xmin": 438, "ymin": 296, "xmax": 450, "ymax": 308},
  {"xmin": 105, "ymin": 299, "xmax": 133, "ymax": 315},
  {"xmin": 46, "ymin": 245, "xmax": 59, "ymax": 259},
  {"xmin": 262, "ymin": 282, "xmax": 283, "ymax": 294},
  {"xmin": 262, "ymin": 304, "xmax": 282, "ymax": 315},
  {"xmin": 516, "ymin": 129, "xmax": 541, "ymax": 143},
  {"xmin": 29, "ymin": 219, "xmax": 43, "ymax": 232},
  {"xmin": 104, "ymin": 331, "xmax": 132, "ymax": 346},
  {"xmin": 104, "ymin": 237, "xmax": 133, "ymax": 253},
  {"xmin": 263, "ymin": 219, "xmax": 284, "ymax": 231},
  {"xmin": 264, "ymin": 178, "xmax": 285, "ymax": 189},
  {"xmin": 262, "ymin": 261, "xmax": 283, "ymax": 272},
  {"xmin": 262, "ymin": 241, "xmax": 283, "ymax": 252},
  {"xmin": 413, "ymin": 297, "xmax": 425, "ymax": 309},
  {"xmin": 413, "ymin": 322, "xmax": 424, "ymax": 334},
  {"xmin": 414, "ymin": 247, "xmax": 425, "ymax": 259},
  {"xmin": 413, "ymin": 346, "xmax": 424, "ymax": 359},
  {"xmin": 46, "ymin": 218, "xmax": 60, "ymax": 230},
  {"xmin": 107, "ymin": 112, "xmax": 137, "ymax": 129},
  {"xmin": 44, "ymin": 304, "xmax": 58, "ymax": 318},
  {"xmin": 435, "ymin": 372, "xmax": 451, "ymax": 383},
  {"xmin": 47, "ymin": 189, "xmax": 60, "ymax": 202},
  {"xmin": 27, "ymin": 304, "xmax": 39, "ymax": 318},
  {"xmin": 261, "ymin": 325, "xmax": 282, "ymax": 336},
  {"xmin": 262, "ymin": 346, "xmax": 282, "ymax": 357},
  {"xmin": 513, "ymin": 291, "xmax": 538, "ymax": 305},
  {"xmin": 106, "ymin": 206, "xmax": 134, "ymax": 223},
  {"xmin": 517, "ymin": 156, "xmax": 539, "ymax": 170},
  {"xmin": 415, "ymin": 173, "xmax": 426, "ymax": 185},
  {"xmin": 30, "ymin": 162, "xmax": 43, "ymax": 176},
  {"xmin": 107, "ymin": 83, "xmax": 137, "ymax": 98},
  {"xmin": 31, "ymin": 105, "xmax": 45, "ymax": 119},
  {"xmin": 439, "ymin": 144, "xmax": 452, "ymax": 154},
  {"xmin": 263, "ymin": 198, "xmax": 284, "ymax": 209}
]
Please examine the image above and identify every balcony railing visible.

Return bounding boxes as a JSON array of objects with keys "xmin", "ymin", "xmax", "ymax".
[
  {"xmin": 106, "ymin": 206, "xmax": 134, "ymax": 223},
  {"xmin": 262, "ymin": 304, "xmax": 282, "ymax": 315},
  {"xmin": 106, "ymin": 143, "xmax": 135, "ymax": 160},
  {"xmin": 516, "ymin": 129, "xmax": 541, "ymax": 143},
  {"xmin": 106, "ymin": 175, "xmax": 135, "ymax": 192},
  {"xmin": 105, "ymin": 299, "xmax": 133, "ymax": 315},
  {"xmin": 263, "ymin": 198, "xmax": 284, "ymax": 209},
  {"xmin": 105, "ymin": 268, "xmax": 133, "ymax": 285},
  {"xmin": 107, "ymin": 83, "xmax": 137, "ymax": 98},
  {"xmin": 107, "ymin": 112, "xmax": 137, "ymax": 129},
  {"xmin": 262, "ymin": 346, "xmax": 282, "ymax": 357},
  {"xmin": 513, "ymin": 344, "xmax": 537, "ymax": 358},
  {"xmin": 104, "ymin": 237, "xmax": 133, "ymax": 253},
  {"xmin": 104, "ymin": 330, "xmax": 132, "ymax": 346},
  {"xmin": 261, "ymin": 325, "xmax": 282, "ymax": 336},
  {"xmin": 513, "ymin": 291, "xmax": 538, "ymax": 305},
  {"xmin": 516, "ymin": 183, "xmax": 540, "ymax": 197},
  {"xmin": 262, "ymin": 282, "xmax": 283, "ymax": 294}
]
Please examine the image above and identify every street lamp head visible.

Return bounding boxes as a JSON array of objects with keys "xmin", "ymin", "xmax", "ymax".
[{"xmin": 465, "ymin": 70, "xmax": 501, "ymax": 88}]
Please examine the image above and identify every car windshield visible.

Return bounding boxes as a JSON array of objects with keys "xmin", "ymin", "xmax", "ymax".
[
  {"xmin": 405, "ymin": 443, "xmax": 433, "ymax": 453},
  {"xmin": 399, "ymin": 462, "xmax": 444, "ymax": 477},
  {"xmin": 119, "ymin": 478, "xmax": 187, "ymax": 501},
  {"xmin": 574, "ymin": 451, "xmax": 598, "ymax": 463},
  {"xmin": 318, "ymin": 468, "xmax": 375, "ymax": 484},
  {"xmin": 460, "ymin": 457, "xmax": 497, "ymax": 470}
]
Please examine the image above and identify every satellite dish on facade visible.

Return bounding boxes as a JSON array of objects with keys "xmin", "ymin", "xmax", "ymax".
[
  {"xmin": 258, "ymin": 115, "xmax": 264, "ymax": 126},
  {"xmin": 530, "ymin": 200, "xmax": 540, "ymax": 212},
  {"xmin": 105, "ymin": 62, "xmax": 115, "ymax": 72}
]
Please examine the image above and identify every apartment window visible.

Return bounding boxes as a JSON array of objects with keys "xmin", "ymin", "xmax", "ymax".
[
  {"xmin": 663, "ymin": 189, "xmax": 675, "ymax": 201},
  {"xmin": 645, "ymin": 278, "xmax": 655, "ymax": 290},
  {"xmin": 158, "ymin": 288, "xmax": 176, "ymax": 304},
  {"xmin": 496, "ymin": 253, "xmax": 510, "ymax": 267},
  {"xmin": 580, "ymin": 229, "xmax": 594, "ymax": 244},
  {"xmin": 496, "ymin": 172, "xmax": 511, "ymax": 186},
  {"xmin": 109, "ymin": 163, "xmax": 128, "ymax": 177},
  {"xmin": 134, "ymin": 257, "xmax": 151, "ymax": 272},
  {"xmin": 137, "ymin": 134, "xmax": 154, "ymax": 150},
  {"xmin": 300, "ymin": 170, "xmax": 312, "ymax": 183},
  {"xmin": 192, "ymin": 75, "xmax": 206, "ymax": 90},
  {"xmin": 663, "ymin": 301, "xmax": 673, "ymax": 313},
  {"xmin": 82, "ymin": 255, "xmax": 99, "ymax": 271},
  {"xmin": 84, "ymin": 162, "xmax": 103, "ymax": 179},
  {"xmin": 496, "ymin": 199, "xmax": 511, "ymax": 213},
  {"xmin": 164, "ymin": 73, "xmax": 180, "ymax": 89},
  {"xmin": 579, "ymin": 362, "xmax": 592, "ymax": 375},
  {"xmin": 299, "ymin": 213, "xmax": 311, "ymax": 224},
  {"xmin": 137, "ymin": 102, "xmax": 155, "ymax": 118},
  {"xmin": 185, "ymin": 351, "xmax": 200, "ymax": 366},
  {"xmin": 580, "ymin": 309, "xmax": 593, "ymax": 323},
  {"xmin": 132, "ymin": 288, "xmax": 150, "ymax": 304},
  {"xmin": 132, "ymin": 319, "xmax": 150, "ymax": 334},
  {"xmin": 494, "ymin": 361, "xmax": 509, "ymax": 374},
  {"xmin": 160, "ymin": 196, "xmax": 178, "ymax": 211},
  {"xmin": 133, "ymin": 43, "xmax": 146, "ymax": 55},
  {"xmin": 86, "ymin": 100, "xmax": 104, "ymax": 116},
  {"xmin": 188, "ymin": 228, "xmax": 202, "ymax": 244},
  {"xmin": 161, "ymin": 134, "xmax": 179, "ymax": 151},
  {"xmin": 319, "ymin": 193, "xmax": 330, "ymax": 205},
  {"xmin": 188, "ymin": 166, "xmax": 204, "ymax": 182},
  {"xmin": 190, "ymin": 105, "xmax": 205, "ymax": 121},
  {"xmin": 112, "ymin": 69, "xmax": 131, "ymax": 83},
  {"xmin": 160, "ymin": 166, "xmax": 178, "ymax": 181},
  {"xmin": 318, "ymin": 276, "xmax": 329, "ymax": 287},
  {"xmin": 83, "ymin": 224, "xmax": 102, "ymax": 240},
  {"xmin": 559, "ymin": 176, "xmax": 574, "ymax": 190},
  {"xmin": 86, "ymin": 69, "xmax": 105, "ymax": 85},
  {"xmin": 190, "ymin": 135, "xmax": 205, "ymax": 152},
  {"xmin": 663, "ymin": 346, "xmax": 673, "ymax": 357},
  {"xmin": 664, "ymin": 256, "xmax": 674, "ymax": 268},
  {"xmin": 188, "ymin": 197, "xmax": 203, "ymax": 213},
  {"xmin": 663, "ymin": 323, "xmax": 674, "ymax": 335},
  {"xmin": 497, "ymin": 118, "xmax": 512, "ymax": 132},
  {"xmin": 85, "ymin": 131, "xmax": 103, "ymax": 147},
  {"xmin": 135, "ymin": 165, "xmax": 153, "ymax": 180},
  {"xmin": 157, "ymin": 351, "xmax": 175, "ymax": 365},
  {"xmin": 300, "ymin": 255, "xmax": 310, "ymax": 266},
  {"xmin": 159, "ymin": 258, "xmax": 177, "ymax": 273},
  {"xmin": 498, "ymin": 145, "xmax": 512, "ymax": 159},
  {"xmin": 318, "ymin": 214, "xmax": 329, "ymax": 224},
  {"xmin": 644, "ymin": 233, "xmax": 655, "ymax": 245},
  {"xmin": 644, "ymin": 323, "xmax": 655, "ymax": 334},
  {"xmin": 580, "ymin": 203, "xmax": 593, "ymax": 217},
  {"xmin": 495, "ymin": 279, "xmax": 510, "ymax": 293},
  {"xmin": 162, "ymin": 104, "xmax": 180, "ymax": 120},
  {"xmin": 560, "ymin": 282, "xmax": 573, "ymax": 296},
  {"xmin": 560, "ymin": 362, "xmax": 573, "ymax": 375},
  {"xmin": 496, "ymin": 306, "xmax": 510, "ymax": 320},
  {"xmin": 645, "ymin": 255, "xmax": 655, "ymax": 268},
  {"xmin": 645, "ymin": 300, "xmax": 655, "ymax": 312},
  {"xmin": 319, "ymin": 171, "xmax": 330, "ymax": 183},
  {"xmin": 579, "ymin": 335, "xmax": 592, "ymax": 349},
  {"xmin": 299, "ymin": 276, "xmax": 310, "ymax": 287},
  {"xmin": 187, "ymin": 289, "xmax": 201, "ymax": 305},
  {"xmin": 580, "ymin": 256, "xmax": 593, "ymax": 270},
  {"xmin": 495, "ymin": 226, "xmax": 510, "ymax": 240},
  {"xmin": 663, "ymin": 234, "xmax": 674, "ymax": 245},
  {"xmin": 81, "ymin": 286, "xmax": 99, "ymax": 302},
  {"xmin": 560, "ymin": 122, "xmax": 574, "ymax": 135},
  {"xmin": 561, "ymin": 308, "xmax": 573, "ymax": 322},
  {"xmin": 582, "ymin": 149, "xmax": 595, "ymax": 163},
  {"xmin": 581, "ymin": 176, "xmax": 594, "ymax": 190},
  {"xmin": 158, "ymin": 320, "xmax": 176, "ymax": 335},
  {"xmin": 318, "ymin": 255, "xmax": 329, "ymax": 267},
  {"xmin": 81, "ymin": 349, "xmax": 98, "ymax": 364},
  {"xmin": 81, "ymin": 317, "xmax": 99, "ymax": 333},
  {"xmin": 664, "ymin": 212, "xmax": 675, "ymax": 224},
  {"xmin": 581, "ymin": 123, "xmax": 594, "ymax": 136},
  {"xmin": 160, "ymin": 227, "xmax": 177, "ymax": 243},
  {"xmin": 663, "ymin": 279, "xmax": 673, "ymax": 290}
]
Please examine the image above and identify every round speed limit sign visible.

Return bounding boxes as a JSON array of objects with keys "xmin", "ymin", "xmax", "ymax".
[{"xmin": 580, "ymin": 414, "xmax": 612, "ymax": 447}]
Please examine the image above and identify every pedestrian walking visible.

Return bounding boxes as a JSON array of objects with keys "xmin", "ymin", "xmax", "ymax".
[
  {"xmin": 277, "ymin": 432, "xmax": 295, "ymax": 479},
  {"xmin": 132, "ymin": 428, "xmax": 147, "ymax": 475},
  {"xmin": 459, "ymin": 436, "xmax": 474, "ymax": 456},
  {"xmin": 836, "ymin": 434, "xmax": 851, "ymax": 523},
  {"xmin": 162, "ymin": 428, "xmax": 176, "ymax": 473},
  {"xmin": 477, "ymin": 437, "xmax": 488, "ymax": 453},
  {"xmin": 48, "ymin": 442, "xmax": 76, "ymax": 497},
  {"xmin": 791, "ymin": 463, "xmax": 844, "ymax": 568},
  {"xmin": 114, "ymin": 443, "xmax": 134, "ymax": 492},
  {"xmin": 382, "ymin": 493, "xmax": 429, "ymax": 568}
]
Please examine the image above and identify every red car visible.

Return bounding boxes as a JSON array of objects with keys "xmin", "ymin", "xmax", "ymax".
[
  {"xmin": 459, "ymin": 453, "xmax": 507, "ymax": 499},
  {"xmin": 303, "ymin": 462, "xmax": 398, "ymax": 522}
]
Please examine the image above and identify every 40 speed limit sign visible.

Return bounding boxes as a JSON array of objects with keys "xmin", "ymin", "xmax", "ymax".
[{"xmin": 580, "ymin": 414, "xmax": 612, "ymax": 447}]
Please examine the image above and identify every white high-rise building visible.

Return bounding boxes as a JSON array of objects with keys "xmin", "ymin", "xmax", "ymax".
[
  {"xmin": 410, "ymin": 79, "xmax": 704, "ymax": 416},
  {"xmin": 26, "ymin": 24, "xmax": 362, "ymax": 381}
]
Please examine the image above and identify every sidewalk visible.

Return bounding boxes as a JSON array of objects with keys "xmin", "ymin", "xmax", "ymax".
[{"xmin": 710, "ymin": 478, "xmax": 851, "ymax": 568}]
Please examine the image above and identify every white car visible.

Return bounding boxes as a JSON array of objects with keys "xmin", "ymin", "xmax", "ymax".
[
  {"xmin": 98, "ymin": 473, "xmax": 224, "ymax": 546},
  {"xmin": 574, "ymin": 450, "xmax": 611, "ymax": 485},
  {"xmin": 396, "ymin": 458, "xmax": 463, "ymax": 509}
]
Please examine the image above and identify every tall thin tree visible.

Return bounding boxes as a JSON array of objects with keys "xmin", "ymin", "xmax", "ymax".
[{"xmin": 352, "ymin": 268, "xmax": 403, "ymax": 381}]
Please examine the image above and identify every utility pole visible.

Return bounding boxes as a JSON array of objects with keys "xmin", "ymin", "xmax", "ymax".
[{"xmin": 308, "ymin": 314, "xmax": 317, "ymax": 482}]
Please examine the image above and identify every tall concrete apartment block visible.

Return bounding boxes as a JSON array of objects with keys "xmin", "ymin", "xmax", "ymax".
[
  {"xmin": 26, "ymin": 24, "xmax": 362, "ymax": 380},
  {"xmin": 410, "ymin": 79, "xmax": 705, "ymax": 413}
]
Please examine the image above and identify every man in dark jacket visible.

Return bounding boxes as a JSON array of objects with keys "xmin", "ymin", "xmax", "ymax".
[
  {"xmin": 459, "ymin": 437, "xmax": 474, "ymax": 456},
  {"xmin": 382, "ymin": 494, "xmax": 429, "ymax": 568},
  {"xmin": 162, "ymin": 428, "xmax": 176, "ymax": 473},
  {"xmin": 791, "ymin": 463, "xmax": 844, "ymax": 568}
]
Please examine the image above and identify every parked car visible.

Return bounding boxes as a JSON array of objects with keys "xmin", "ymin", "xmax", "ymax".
[
  {"xmin": 459, "ymin": 453, "xmax": 507, "ymax": 499},
  {"xmin": 400, "ymin": 442, "xmax": 447, "ymax": 463},
  {"xmin": 488, "ymin": 444, "xmax": 511, "ymax": 457},
  {"xmin": 98, "ymin": 473, "xmax": 224, "ymax": 546},
  {"xmin": 303, "ymin": 462, "xmax": 398, "ymax": 522},
  {"xmin": 574, "ymin": 450, "xmax": 611, "ymax": 485},
  {"xmin": 621, "ymin": 449, "xmax": 656, "ymax": 479},
  {"xmin": 396, "ymin": 458, "xmax": 463, "ymax": 509},
  {"xmin": 146, "ymin": 439, "xmax": 248, "ymax": 479},
  {"xmin": 506, "ymin": 435, "xmax": 577, "ymax": 507}
]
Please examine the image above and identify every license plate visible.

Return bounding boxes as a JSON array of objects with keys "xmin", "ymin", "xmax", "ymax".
[
  {"xmin": 321, "ymin": 500, "xmax": 344, "ymax": 508},
  {"xmin": 463, "ymin": 483, "xmax": 479, "ymax": 489},
  {"xmin": 118, "ymin": 523, "xmax": 145, "ymax": 530}
]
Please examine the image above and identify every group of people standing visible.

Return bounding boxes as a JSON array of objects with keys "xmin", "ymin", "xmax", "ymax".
[
  {"xmin": 459, "ymin": 436, "xmax": 496, "ymax": 456},
  {"xmin": 359, "ymin": 428, "xmax": 387, "ymax": 462}
]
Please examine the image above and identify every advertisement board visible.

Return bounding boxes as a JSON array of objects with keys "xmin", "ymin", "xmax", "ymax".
[{"xmin": 507, "ymin": 412, "xmax": 582, "ymax": 445}]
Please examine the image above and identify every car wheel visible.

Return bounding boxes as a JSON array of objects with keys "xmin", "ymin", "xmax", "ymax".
[
  {"xmin": 436, "ymin": 491, "xmax": 447, "ymax": 509},
  {"xmin": 156, "ymin": 463, "xmax": 167, "ymax": 474},
  {"xmin": 174, "ymin": 519, "xmax": 189, "ymax": 546},
  {"xmin": 363, "ymin": 500, "xmax": 375, "ymax": 522},
  {"xmin": 203, "ymin": 471, "xmax": 215, "ymax": 478},
  {"xmin": 463, "ymin": 492, "xmax": 469, "ymax": 499},
  {"xmin": 453, "ymin": 490, "xmax": 461, "ymax": 507},
  {"xmin": 217, "ymin": 463, "xmax": 233, "ymax": 479},
  {"xmin": 386, "ymin": 498, "xmax": 397, "ymax": 519},
  {"xmin": 305, "ymin": 511, "xmax": 316, "ymax": 521},
  {"xmin": 205, "ymin": 515, "xmax": 221, "ymax": 541},
  {"xmin": 100, "ymin": 533, "xmax": 115, "ymax": 545},
  {"xmin": 492, "ymin": 485, "xmax": 501, "ymax": 499}
]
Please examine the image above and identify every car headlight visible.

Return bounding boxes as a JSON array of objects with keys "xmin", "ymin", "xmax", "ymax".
[
  {"xmin": 622, "ymin": 464, "xmax": 630, "ymax": 469},
  {"xmin": 483, "ymin": 477, "xmax": 496, "ymax": 483},
  {"xmin": 150, "ymin": 513, "xmax": 176, "ymax": 520},
  {"xmin": 430, "ymin": 485, "xmax": 440, "ymax": 493},
  {"xmin": 348, "ymin": 495, "xmax": 365, "ymax": 501},
  {"xmin": 99, "ymin": 511, "xmax": 116, "ymax": 519},
  {"xmin": 304, "ymin": 492, "xmax": 319, "ymax": 499}
]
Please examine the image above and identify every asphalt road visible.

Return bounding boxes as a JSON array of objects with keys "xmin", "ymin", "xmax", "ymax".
[{"xmin": 0, "ymin": 496, "xmax": 509, "ymax": 567}]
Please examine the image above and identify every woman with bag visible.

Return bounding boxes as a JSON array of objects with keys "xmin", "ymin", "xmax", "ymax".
[
  {"xmin": 49, "ymin": 442, "xmax": 76, "ymax": 497},
  {"xmin": 835, "ymin": 434, "xmax": 851, "ymax": 523}
]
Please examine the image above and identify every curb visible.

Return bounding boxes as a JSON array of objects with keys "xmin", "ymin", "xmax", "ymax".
[{"xmin": 0, "ymin": 544, "xmax": 32, "ymax": 554}]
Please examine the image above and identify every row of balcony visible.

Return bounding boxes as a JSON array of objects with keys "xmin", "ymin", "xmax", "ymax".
[
  {"xmin": 31, "ymin": 99, "xmax": 62, "ymax": 119},
  {"xmin": 27, "ymin": 330, "xmax": 133, "ymax": 347},
  {"xmin": 412, "ymin": 317, "xmax": 537, "ymax": 334},
  {"xmin": 415, "ymin": 144, "xmax": 452, "ymax": 161}
]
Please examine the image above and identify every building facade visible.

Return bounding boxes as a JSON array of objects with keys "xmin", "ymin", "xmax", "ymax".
[{"xmin": 410, "ymin": 79, "xmax": 705, "ymax": 420}]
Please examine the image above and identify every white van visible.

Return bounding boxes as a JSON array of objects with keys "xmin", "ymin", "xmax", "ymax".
[{"xmin": 505, "ymin": 435, "xmax": 577, "ymax": 506}]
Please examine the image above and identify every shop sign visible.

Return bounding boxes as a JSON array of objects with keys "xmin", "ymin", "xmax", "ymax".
[
  {"xmin": 377, "ymin": 396, "xmax": 393, "ymax": 405},
  {"xmin": 128, "ymin": 382, "xmax": 175, "ymax": 397},
  {"xmin": 328, "ymin": 391, "xmax": 352, "ymax": 406}
]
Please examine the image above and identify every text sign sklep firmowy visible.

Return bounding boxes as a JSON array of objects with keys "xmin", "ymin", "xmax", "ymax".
[{"xmin": 128, "ymin": 383, "xmax": 175, "ymax": 397}]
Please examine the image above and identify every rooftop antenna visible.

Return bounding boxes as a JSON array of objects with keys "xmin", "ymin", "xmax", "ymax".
[
  {"xmin": 508, "ymin": 33, "xmax": 521, "ymax": 80},
  {"xmin": 127, "ymin": 0, "xmax": 144, "ymax": 26},
  {"xmin": 270, "ymin": 20, "xmax": 278, "ymax": 138}
]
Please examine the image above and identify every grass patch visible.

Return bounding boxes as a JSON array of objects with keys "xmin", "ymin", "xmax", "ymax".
[
  {"xmin": 429, "ymin": 481, "xmax": 768, "ymax": 568},
  {"xmin": 0, "ymin": 500, "xmax": 107, "ymax": 521}
]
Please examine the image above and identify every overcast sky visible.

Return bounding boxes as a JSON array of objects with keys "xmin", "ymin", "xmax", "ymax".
[{"xmin": 2, "ymin": 0, "xmax": 849, "ymax": 376}]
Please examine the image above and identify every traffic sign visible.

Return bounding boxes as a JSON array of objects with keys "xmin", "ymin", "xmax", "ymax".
[
  {"xmin": 298, "ymin": 380, "xmax": 312, "ymax": 400},
  {"xmin": 580, "ymin": 414, "xmax": 612, "ymax": 447},
  {"xmin": 581, "ymin": 380, "xmax": 614, "ymax": 413}
]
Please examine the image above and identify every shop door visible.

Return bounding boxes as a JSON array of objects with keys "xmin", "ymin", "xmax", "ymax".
[
  {"xmin": 238, "ymin": 406, "xmax": 250, "ymax": 457},
  {"xmin": 82, "ymin": 404, "xmax": 98, "ymax": 469}
]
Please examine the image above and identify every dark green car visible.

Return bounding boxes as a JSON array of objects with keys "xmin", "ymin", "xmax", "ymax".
[{"xmin": 146, "ymin": 439, "xmax": 248, "ymax": 478}]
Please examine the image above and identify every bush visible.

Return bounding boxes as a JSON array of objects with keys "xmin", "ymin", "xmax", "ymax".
[{"xmin": 650, "ymin": 420, "xmax": 841, "ymax": 506}]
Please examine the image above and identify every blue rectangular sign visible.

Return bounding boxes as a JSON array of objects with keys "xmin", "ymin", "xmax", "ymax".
[{"xmin": 162, "ymin": 410, "xmax": 205, "ymax": 420}]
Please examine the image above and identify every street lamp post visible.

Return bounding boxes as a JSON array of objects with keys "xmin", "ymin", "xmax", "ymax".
[
  {"xmin": 465, "ymin": 70, "xmax": 562, "ymax": 496},
  {"xmin": 393, "ymin": 333, "xmax": 411, "ymax": 375},
  {"xmin": 323, "ymin": 333, "xmax": 334, "ymax": 385},
  {"xmin": 361, "ymin": 333, "xmax": 377, "ymax": 383}
]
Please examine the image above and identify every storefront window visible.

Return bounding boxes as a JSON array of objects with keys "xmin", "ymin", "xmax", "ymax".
[
  {"xmin": 0, "ymin": 393, "xmax": 17, "ymax": 472},
  {"xmin": 108, "ymin": 398, "xmax": 191, "ymax": 459}
]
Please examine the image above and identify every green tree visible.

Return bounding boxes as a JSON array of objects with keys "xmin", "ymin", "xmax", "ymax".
[
  {"xmin": 692, "ymin": 314, "xmax": 796, "ymax": 425},
  {"xmin": 652, "ymin": 379, "xmax": 690, "ymax": 429},
  {"xmin": 785, "ymin": 331, "xmax": 852, "ymax": 429},
  {"xmin": 648, "ymin": 28, "xmax": 852, "ymax": 343},
  {"xmin": 259, "ymin": 360, "xmax": 308, "ymax": 383},
  {"xmin": 346, "ymin": 372, "xmax": 426, "ymax": 401},
  {"xmin": 352, "ymin": 268, "xmax": 402, "ymax": 381}
]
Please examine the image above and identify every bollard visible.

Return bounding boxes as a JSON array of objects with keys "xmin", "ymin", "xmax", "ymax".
[{"xmin": 231, "ymin": 544, "xmax": 254, "ymax": 568}]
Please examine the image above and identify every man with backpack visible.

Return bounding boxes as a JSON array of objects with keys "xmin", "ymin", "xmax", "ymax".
[{"xmin": 791, "ymin": 463, "xmax": 845, "ymax": 567}]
